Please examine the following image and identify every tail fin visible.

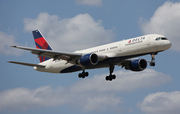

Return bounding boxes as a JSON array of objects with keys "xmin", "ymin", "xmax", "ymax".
[{"xmin": 32, "ymin": 30, "xmax": 53, "ymax": 62}]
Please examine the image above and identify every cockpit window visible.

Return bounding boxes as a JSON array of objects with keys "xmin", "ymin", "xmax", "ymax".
[
  {"xmin": 155, "ymin": 37, "xmax": 168, "ymax": 40},
  {"xmin": 155, "ymin": 38, "xmax": 160, "ymax": 40},
  {"xmin": 161, "ymin": 38, "xmax": 168, "ymax": 40}
]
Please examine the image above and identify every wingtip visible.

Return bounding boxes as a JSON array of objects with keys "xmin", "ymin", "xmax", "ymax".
[
  {"xmin": 8, "ymin": 61, "xmax": 14, "ymax": 62},
  {"xmin": 11, "ymin": 46, "xmax": 17, "ymax": 48},
  {"xmin": 7, "ymin": 61, "xmax": 13, "ymax": 63}
]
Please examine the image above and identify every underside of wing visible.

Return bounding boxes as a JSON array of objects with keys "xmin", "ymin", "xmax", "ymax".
[{"xmin": 120, "ymin": 59, "xmax": 131, "ymax": 68}]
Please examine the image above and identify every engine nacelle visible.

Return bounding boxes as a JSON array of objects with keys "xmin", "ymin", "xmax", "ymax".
[
  {"xmin": 127, "ymin": 59, "xmax": 147, "ymax": 71},
  {"xmin": 79, "ymin": 53, "xmax": 99, "ymax": 66}
]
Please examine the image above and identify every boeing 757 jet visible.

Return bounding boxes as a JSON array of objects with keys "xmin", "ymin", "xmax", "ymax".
[{"xmin": 8, "ymin": 30, "xmax": 171, "ymax": 81}]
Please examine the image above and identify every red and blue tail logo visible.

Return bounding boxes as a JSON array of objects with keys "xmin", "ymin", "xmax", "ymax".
[{"xmin": 32, "ymin": 30, "xmax": 52, "ymax": 62}]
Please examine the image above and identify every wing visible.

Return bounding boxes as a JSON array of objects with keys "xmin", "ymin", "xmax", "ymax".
[
  {"xmin": 120, "ymin": 59, "xmax": 131, "ymax": 68},
  {"xmin": 8, "ymin": 61, "xmax": 45, "ymax": 68},
  {"xmin": 11, "ymin": 46, "xmax": 83, "ymax": 64}
]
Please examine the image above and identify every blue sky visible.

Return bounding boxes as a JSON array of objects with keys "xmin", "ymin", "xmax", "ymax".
[{"xmin": 1, "ymin": 0, "xmax": 180, "ymax": 114}]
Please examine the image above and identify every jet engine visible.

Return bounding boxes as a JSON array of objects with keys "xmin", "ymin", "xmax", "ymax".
[
  {"xmin": 126, "ymin": 59, "xmax": 147, "ymax": 71},
  {"xmin": 79, "ymin": 53, "xmax": 99, "ymax": 66}
]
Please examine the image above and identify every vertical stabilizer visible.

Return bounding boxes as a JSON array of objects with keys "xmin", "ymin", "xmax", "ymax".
[{"xmin": 32, "ymin": 30, "xmax": 53, "ymax": 62}]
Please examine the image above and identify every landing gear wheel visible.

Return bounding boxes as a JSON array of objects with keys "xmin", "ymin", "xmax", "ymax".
[
  {"xmin": 105, "ymin": 76, "xmax": 109, "ymax": 81},
  {"xmin": 78, "ymin": 73, "xmax": 82, "ymax": 78},
  {"xmin": 105, "ymin": 75, "xmax": 116, "ymax": 81},
  {"xmin": 150, "ymin": 62, "xmax": 155, "ymax": 66},
  {"xmin": 82, "ymin": 73, "xmax": 85, "ymax": 78},
  {"xmin": 109, "ymin": 75, "xmax": 113, "ymax": 81},
  {"xmin": 112, "ymin": 75, "xmax": 116, "ymax": 79},
  {"xmin": 150, "ymin": 53, "xmax": 157, "ymax": 67},
  {"xmin": 85, "ymin": 72, "xmax": 89, "ymax": 77},
  {"xmin": 105, "ymin": 64, "xmax": 116, "ymax": 81},
  {"xmin": 78, "ymin": 71, "xmax": 89, "ymax": 79},
  {"xmin": 105, "ymin": 76, "xmax": 112, "ymax": 81}
]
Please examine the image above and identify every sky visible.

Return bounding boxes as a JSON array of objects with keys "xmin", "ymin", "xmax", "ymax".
[{"xmin": 1, "ymin": 0, "xmax": 180, "ymax": 114}]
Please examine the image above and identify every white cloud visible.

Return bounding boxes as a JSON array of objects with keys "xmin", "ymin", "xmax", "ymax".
[
  {"xmin": 0, "ymin": 69, "xmax": 170, "ymax": 112},
  {"xmin": 0, "ymin": 86, "xmax": 122, "ymax": 112},
  {"xmin": 138, "ymin": 91, "xmax": 180, "ymax": 114},
  {"xmin": 75, "ymin": 0, "xmax": 102, "ymax": 6},
  {"xmin": 24, "ymin": 13, "xmax": 115, "ymax": 52},
  {"xmin": 0, "ymin": 31, "xmax": 21, "ymax": 56},
  {"xmin": 140, "ymin": 1, "xmax": 180, "ymax": 51},
  {"xmin": 71, "ymin": 69, "xmax": 171, "ymax": 93}
]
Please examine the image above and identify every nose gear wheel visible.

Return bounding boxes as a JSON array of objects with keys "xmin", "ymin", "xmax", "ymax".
[{"xmin": 150, "ymin": 53, "xmax": 157, "ymax": 67}]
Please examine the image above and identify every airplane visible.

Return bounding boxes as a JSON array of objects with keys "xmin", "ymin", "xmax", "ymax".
[{"xmin": 8, "ymin": 30, "xmax": 172, "ymax": 81}]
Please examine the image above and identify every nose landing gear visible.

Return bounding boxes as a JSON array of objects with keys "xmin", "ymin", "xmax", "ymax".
[{"xmin": 149, "ymin": 53, "xmax": 157, "ymax": 66}]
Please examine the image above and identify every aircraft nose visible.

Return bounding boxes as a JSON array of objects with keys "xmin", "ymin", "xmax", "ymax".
[
  {"xmin": 168, "ymin": 40, "xmax": 172, "ymax": 48},
  {"xmin": 164, "ymin": 40, "xmax": 172, "ymax": 49}
]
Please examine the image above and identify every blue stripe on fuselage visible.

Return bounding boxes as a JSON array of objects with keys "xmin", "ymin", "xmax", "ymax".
[{"xmin": 60, "ymin": 65, "xmax": 82, "ymax": 73}]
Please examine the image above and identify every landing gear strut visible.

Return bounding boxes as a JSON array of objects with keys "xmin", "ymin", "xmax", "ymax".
[
  {"xmin": 105, "ymin": 64, "xmax": 116, "ymax": 81},
  {"xmin": 78, "ymin": 70, "xmax": 89, "ymax": 78},
  {"xmin": 149, "ymin": 53, "xmax": 157, "ymax": 66}
]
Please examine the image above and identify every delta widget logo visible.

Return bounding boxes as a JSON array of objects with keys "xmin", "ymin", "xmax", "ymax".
[{"xmin": 128, "ymin": 40, "xmax": 131, "ymax": 43}]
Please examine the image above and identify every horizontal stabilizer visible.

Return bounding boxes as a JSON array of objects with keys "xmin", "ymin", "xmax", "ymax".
[{"xmin": 8, "ymin": 61, "xmax": 45, "ymax": 68}]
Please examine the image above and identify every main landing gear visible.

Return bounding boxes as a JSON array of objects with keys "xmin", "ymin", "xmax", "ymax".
[
  {"xmin": 78, "ymin": 70, "xmax": 89, "ymax": 78},
  {"xmin": 105, "ymin": 64, "xmax": 116, "ymax": 81},
  {"xmin": 149, "ymin": 53, "xmax": 157, "ymax": 66}
]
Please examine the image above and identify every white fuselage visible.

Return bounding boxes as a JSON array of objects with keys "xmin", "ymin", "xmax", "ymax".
[{"xmin": 34, "ymin": 34, "xmax": 171, "ymax": 73}]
